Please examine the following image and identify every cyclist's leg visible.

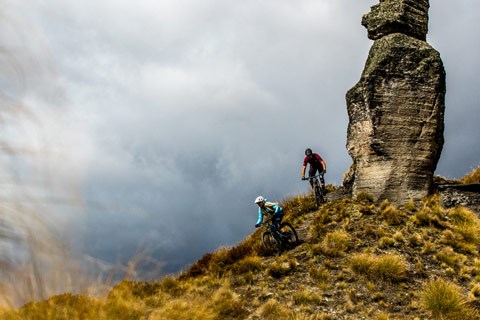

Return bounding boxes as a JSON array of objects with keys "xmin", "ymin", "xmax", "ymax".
[
  {"xmin": 273, "ymin": 212, "xmax": 284, "ymax": 232},
  {"xmin": 308, "ymin": 167, "xmax": 316, "ymax": 188},
  {"xmin": 319, "ymin": 170, "xmax": 325, "ymax": 189}
]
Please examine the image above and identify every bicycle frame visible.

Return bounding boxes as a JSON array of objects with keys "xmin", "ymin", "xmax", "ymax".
[
  {"xmin": 260, "ymin": 219, "xmax": 298, "ymax": 253},
  {"xmin": 304, "ymin": 173, "xmax": 325, "ymax": 205}
]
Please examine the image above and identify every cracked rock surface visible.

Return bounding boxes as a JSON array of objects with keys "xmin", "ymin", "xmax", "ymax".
[{"xmin": 344, "ymin": 0, "xmax": 445, "ymax": 204}]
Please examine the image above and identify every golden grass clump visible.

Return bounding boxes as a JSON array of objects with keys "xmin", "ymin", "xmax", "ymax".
[
  {"xmin": 314, "ymin": 230, "xmax": 350, "ymax": 257},
  {"xmin": 180, "ymin": 233, "xmax": 260, "ymax": 279},
  {"xmin": 380, "ymin": 200, "xmax": 403, "ymax": 225},
  {"xmin": 292, "ymin": 287, "xmax": 323, "ymax": 306},
  {"xmin": 433, "ymin": 207, "xmax": 480, "ymax": 255},
  {"xmin": 148, "ymin": 298, "xmax": 216, "ymax": 320},
  {"xmin": 256, "ymin": 299, "xmax": 297, "ymax": 320},
  {"xmin": 355, "ymin": 192, "xmax": 374, "ymax": 203},
  {"xmin": 448, "ymin": 207, "xmax": 480, "ymax": 245},
  {"xmin": 266, "ymin": 257, "xmax": 298, "ymax": 279},
  {"xmin": 308, "ymin": 265, "xmax": 331, "ymax": 287},
  {"xmin": 410, "ymin": 195, "xmax": 445, "ymax": 228},
  {"xmin": 281, "ymin": 194, "xmax": 318, "ymax": 222},
  {"xmin": 435, "ymin": 246, "xmax": 467, "ymax": 269},
  {"xmin": 308, "ymin": 198, "xmax": 357, "ymax": 240},
  {"xmin": 378, "ymin": 236, "xmax": 396, "ymax": 249},
  {"xmin": 420, "ymin": 278, "xmax": 479, "ymax": 319},
  {"xmin": 1, "ymin": 294, "xmax": 105, "ymax": 320},
  {"xmin": 350, "ymin": 253, "xmax": 408, "ymax": 282},
  {"xmin": 210, "ymin": 286, "xmax": 249, "ymax": 319},
  {"xmin": 460, "ymin": 165, "xmax": 480, "ymax": 184},
  {"xmin": 232, "ymin": 256, "xmax": 263, "ymax": 274}
]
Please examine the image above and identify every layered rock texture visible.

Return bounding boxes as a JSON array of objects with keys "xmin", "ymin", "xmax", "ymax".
[{"xmin": 344, "ymin": 0, "xmax": 446, "ymax": 203}]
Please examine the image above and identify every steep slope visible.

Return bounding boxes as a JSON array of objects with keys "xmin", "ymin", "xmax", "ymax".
[{"xmin": 3, "ymin": 168, "xmax": 480, "ymax": 319}]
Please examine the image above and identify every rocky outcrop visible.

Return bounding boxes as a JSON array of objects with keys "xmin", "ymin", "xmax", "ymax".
[{"xmin": 343, "ymin": 0, "xmax": 446, "ymax": 203}]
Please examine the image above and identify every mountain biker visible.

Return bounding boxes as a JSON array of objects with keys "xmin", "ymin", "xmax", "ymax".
[
  {"xmin": 254, "ymin": 196, "xmax": 284, "ymax": 231},
  {"xmin": 301, "ymin": 148, "xmax": 326, "ymax": 189}
]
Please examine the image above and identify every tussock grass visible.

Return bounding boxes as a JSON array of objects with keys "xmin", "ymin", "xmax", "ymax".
[
  {"xmin": 355, "ymin": 192, "xmax": 374, "ymax": 203},
  {"xmin": 461, "ymin": 165, "xmax": 480, "ymax": 184},
  {"xmin": 420, "ymin": 278, "xmax": 479, "ymax": 319},
  {"xmin": 292, "ymin": 287, "xmax": 322, "ymax": 306},
  {"xmin": 281, "ymin": 194, "xmax": 318, "ymax": 223},
  {"xmin": 380, "ymin": 200, "xmax": 403, "ymax": 225},
  {"xmin": 308, "ymin": 198, "xmax": 357, "ymax": 240},
  {"xmin": 435, "ymin": 246, "xmax": 467, "ymax": 269},
  {"xmin": 308, "ymin": 265, "xmax": 331, "ymax": 287},
  {"xmin": 256, "ymin": 299, "xmax": 297, "ymax": 320},
  {"xmin": 233, "ymin": 255, "xmax": 263, "ymax": 274},
  {"xmin": 350, "ymin": 253, "xmax": 408, "ymax": 282},
  {"xmin": 312, "ymin": 230, "xmax": 350, "ymax": 257},
  {"xmin": 4, "ymin": 181, "xmax": 480, "ymax": 319},
  {"xmin": 411, "ymin": 196, "xmax": 445, "ymax": 228},
  {"xmin": 378, "ymin": 236, "xmax": 396, "ymax": 248},
  {"xmin": 266, "ymin": 257, "xmax": 298, "ymax": 279}
]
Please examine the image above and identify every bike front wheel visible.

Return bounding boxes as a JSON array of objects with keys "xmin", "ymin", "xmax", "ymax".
[
  {"xmin": 280, "ymin": 222, "xmax": 298, "ymax": 248},
  {"xmin": 262, "ymin": 231, "xmax": 280, "ymax": 252}
]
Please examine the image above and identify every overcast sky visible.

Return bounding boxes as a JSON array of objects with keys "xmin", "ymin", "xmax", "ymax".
[{"xmin": 1, "ymin": 0, "xmax": 479, "ymax": 280}]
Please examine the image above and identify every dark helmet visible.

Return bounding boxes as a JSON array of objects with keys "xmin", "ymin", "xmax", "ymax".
[{"xmin": 305, "ymin": 148, "xmax": 312, "ymax": 156}]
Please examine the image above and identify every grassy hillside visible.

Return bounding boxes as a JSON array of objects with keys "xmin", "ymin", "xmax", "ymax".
[
  {"xmin": 2, "ymin": 167, "xmax": 480, "ymax": 319},
  {"xmin": 461, "ymin": 166, "xmax": 480, "ymax": 184}
]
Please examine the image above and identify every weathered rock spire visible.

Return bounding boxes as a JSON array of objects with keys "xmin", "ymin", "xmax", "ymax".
[{"xmin": 343, "ymin": 0, "xmax": 446, "ymax": 203}]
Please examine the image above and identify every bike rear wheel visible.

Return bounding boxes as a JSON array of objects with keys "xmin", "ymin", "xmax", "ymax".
[
  {"xmin": 314, "ymin": 182, "xmax": 324, "ymax": 205},
  {"xmin": 280, "ymin": 222, "xmax": 298, "ymax": 248},
  {"xmin": 262, "ymin": 231, "xmax": 280, "ymax": 252}
]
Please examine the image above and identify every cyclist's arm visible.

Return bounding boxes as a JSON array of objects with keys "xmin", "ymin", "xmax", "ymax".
[
  {"xmin": 274, "ymin": 204, "xmax": 282, "ymax": 214},
  {"xmin": 301, "ymin": 165, "xmax": 307, "ymax": 178},
  {"xmin": 256, "ymin": 208, "xmax": 264, "ymax": 225},
  {"xmin": 321, "ymin": 160, "xmax": 326, "ymax": 172}
]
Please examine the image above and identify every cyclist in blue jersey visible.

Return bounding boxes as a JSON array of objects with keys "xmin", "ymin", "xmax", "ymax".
[{"xmin": 254, "ymin": 196, "xmax": 284, "ymax": 231}]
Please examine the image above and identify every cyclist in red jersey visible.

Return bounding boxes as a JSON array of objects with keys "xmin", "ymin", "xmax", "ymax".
[{"xmin": 301, "ymin": 148, "xmax": 326, "ymax": 188}]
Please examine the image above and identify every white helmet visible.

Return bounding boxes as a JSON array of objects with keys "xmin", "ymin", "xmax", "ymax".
[{"xmin": 254, "ymin": 196, "xmax": 264, "ymax": 204}]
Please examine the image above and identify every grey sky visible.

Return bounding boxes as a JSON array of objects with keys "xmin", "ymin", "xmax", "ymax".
[{"xmin": 2, "ymin": 0, "xmax": 479, "ymax": 280}]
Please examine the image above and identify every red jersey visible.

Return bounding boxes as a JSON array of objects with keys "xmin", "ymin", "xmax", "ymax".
[{"xmin": 303, "ymin": 153, "xmax": 325, "ymax": 170}]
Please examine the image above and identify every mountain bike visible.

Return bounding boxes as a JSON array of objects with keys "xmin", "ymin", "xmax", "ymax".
[
  {"xmin": 261, "ymin": 219, "xmax": 299, "ymax": 254},
  {"xmin": 303, "ymin": 173, "xmax": 325, "ymax": 206}
]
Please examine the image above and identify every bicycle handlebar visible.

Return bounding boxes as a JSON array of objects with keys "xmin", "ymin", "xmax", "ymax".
[{"xmin": 302, "ymin": 173, "xmax": 324, "ymax": 180}]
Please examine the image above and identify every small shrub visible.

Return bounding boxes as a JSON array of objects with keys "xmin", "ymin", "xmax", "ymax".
[{"xmin": 420, "ymin": 278, "xmax": 478, "ymax": 319}]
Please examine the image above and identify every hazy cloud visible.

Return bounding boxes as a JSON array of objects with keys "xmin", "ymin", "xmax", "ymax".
[{"xmin": 2, "ymin": 0, "xmax": 479, "ymax": 278}]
